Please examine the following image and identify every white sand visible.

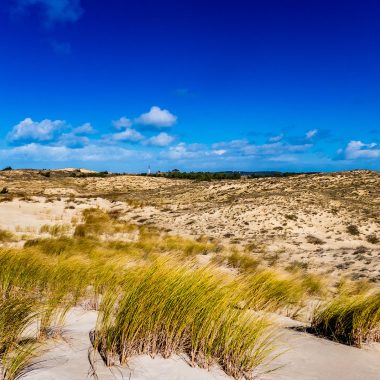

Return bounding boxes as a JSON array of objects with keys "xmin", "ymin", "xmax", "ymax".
[
  {"xmin": 22, "ymin": 308, "xmax": 380, "ymax": 380},
  {"xmin": 23, "ymin": 308, "xmax": 232, "ymax": 380}
]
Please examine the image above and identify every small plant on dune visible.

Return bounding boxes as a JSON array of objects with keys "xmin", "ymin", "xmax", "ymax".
[
  {"xmin": 306, "ymin": 235, "xmax": 325, "ymax": 245},
  {"xmin": 74, "ymin": 208, "xmax": 137, "ymax": 238},
  {"xmin": 0, "ymin": 230, "xmax": 16, "ymax": 243},
  {"xmin": 346, "ymin": 224, "xmax": 360, "ymax": 236},
  {"xmin": 366, "ymin": 234, "xmax": 379, "ymax": 244},
  {"xmin": 336, "ymin": 278, "xmax": 373, "ymax": 296},
  {"xmin": 311, "ymin": 291, "xmax": 380, "ymax": 346},
  {"xmin": 95, "ymin": 260, "xmax": 277, "ymax": 379},
  {"xmin": 225, "ymin": 250, "xmax": 261, "ymax": 272},
  {"xmin": 39, "ymin": 224, "xmax": 70, "ymax": 237},
  {"xmin": 299, "ymin": 273, "xmax": 326, "ymax": 297}
]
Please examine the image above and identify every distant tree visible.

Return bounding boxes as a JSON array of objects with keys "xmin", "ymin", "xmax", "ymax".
[{"xmin": 1, "ymin": 166, "xmax": 12, "ymax": 171}]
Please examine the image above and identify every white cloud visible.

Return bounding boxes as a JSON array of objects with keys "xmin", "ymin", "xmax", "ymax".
[
  {"xmin": 268, "ymin": 154, "xmax": 298, "ymax": 163},
  {"xmin": 213, "ymin": 139, "xmax": 311, "ymax": 156},
  {"xmin": 344, "ymin": 140, "xmax": 380, "ymax": 159},
  {"xmin": 8, "ymin": 118, "xmax": 66, "ymax": 142},
  {"xmin": 164, "ymin": 143, "xmax": 206, "ymax": 159},
  {"xmin": 212, "ymin": 149, "xmax": 226, "ymax": 156},
  {"xmin": 306, "ymin": 129, "xmax": 318, "ymax": 139},
  {"xmin": 269, "ymin": 134, "xmax": 284, "ymax": 142},
  {"xmin": 110, "ymin": 128, "xmax": 144, "ymax": 142},
  {"xmin": 242, "ymin": 142, "xmax": 312, "ymax": 155},
  {"xmin": 145, "ymin": 132, "xmax": 175, "ymax": 147},
  {"xmin": 112, "ymin": 117, "xmax": 132, "ymax": 129},
  {"xmin": 72, "ymin": 122, "xmax": 94, "ymax": 134},
  {"xmin": 15, "ymin": 0, "xmax": 83, "ymax": 25},
  {"xmin": 0, "ymin": 143, "xmax": 139, "ymax": 162},
  {"xmin": 135, "ymin": 106, "xmax": 177, "ymax": 128}
]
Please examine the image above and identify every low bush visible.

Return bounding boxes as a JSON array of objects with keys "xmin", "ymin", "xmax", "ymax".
[{"xmin": 346, "ymin": 225, "xmax": 360, "ymax": 236}]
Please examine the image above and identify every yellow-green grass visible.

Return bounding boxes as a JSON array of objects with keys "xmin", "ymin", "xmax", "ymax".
[
  {"xmin": 39, "ymin": 224, "xmax": 70, "ymax": 237},
  {"xmin": 0, "ymin": 208, "xmax": 329, "ymax": 378},
  {"xmin": 0, "ymin": 294, "xmax": 40, "ymax": 380},
  {"xmin": 95, "ymin": 260, "xmax": 277, "ymax": 379},
  {"xmin": 0, "ymin": 230, "xmax": 16, "ymax": 243},
  {"xmin": 311, "ymin": 292, "xmax": 380, "ymax": 346}
]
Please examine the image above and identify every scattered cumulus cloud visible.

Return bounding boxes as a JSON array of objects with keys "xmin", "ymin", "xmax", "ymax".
[
  {"xmin": 72, "ymin": 122, "xmax": 94, "ymax": 134},
  {"xmin": 135, "ymin": 106, "xmax": 177, "ymax": 128},
  {"xmin": 109, "ymin": 128, "xmax": 144, "ymax": 142},
  {"xmin": 3, "ymin": 112, "xmax": 379, "ymax": 170},
  {"xmin": 344, "ymin": 140, "xmax": 380, "ymax": 159},
  {"xmin": 112, "ymin": 117, "xmax": 132, "ymax": 129},
  {"xmin": 164, "ymin": 143, "xmax": 207, "ymax": 160},
  {"xmin": 0, "ymin": 143, "xmax": 139, "ymax": 162},
  {"xmin": 8, "ymin": 118, "xmax": 66, "ymax": 142},
  {"xmin": 58, "ymin": 123, "xmax": 93, "ymax": 147},
  {"xmin": 145, "ymin": 132, "xmax": 175, "ymax": 147},
  {"xmin": 213, "ymin": 139, "xmax": 311, "ymax": 157},
  {"xmin": 212, "ymin": 149, "xmax": 226, "ymax": 156}
]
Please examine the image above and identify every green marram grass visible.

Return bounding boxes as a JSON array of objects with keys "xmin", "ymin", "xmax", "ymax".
[
  {"xmin": 0, "ymin": 208, "xmax": 332, "ymax": 379},
  {"xmin": 95, "ymin": 260, "xmax": 277, "ymax": 379},
  {"xmin": 312, "ymin": 291, "xmax": 380, "ymax": 346}
]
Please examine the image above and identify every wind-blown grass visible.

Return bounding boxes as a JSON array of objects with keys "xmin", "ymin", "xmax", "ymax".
[
  {"xmin": 95, "ymin": 260, "xmax": 277, "ymax": 379},
  {"xmin": 0, "ymin": 230, "xmax": 16, "ymax": 243},
  {"xmin": 0, "ymin": 208, "xmax": 329, "ymax": 378},
  {"xmin": 242, "ymin": 269, "xmax": 307, "ymax": 313},
  {"xmin": 311, "ymin": 291, "xmax": 380, "ymax": 346},
  {"xmin": 0, "ymin": 295, "xmax": 39, "ymax": 380}
]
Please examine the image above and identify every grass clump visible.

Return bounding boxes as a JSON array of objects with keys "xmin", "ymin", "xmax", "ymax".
[
  {"xmin": 311, "ymin": 291, "xmax": 380, "ymax": 346},
  {"xmin": 74, "ymin": 208, "xmax": 136, "ymax": 238},
  {"xmin": 0, "ymin": 294, "xmax": 40, "ymax": 380},
  {"xmin": 242, "ymin": 270, "xmax": 306, "ymax": 312},
  {"xmin": 346, "ymin": 224, "xmax": 360, "ymax": 236},
  {"xmin": 0, "ymin": 230, "xmax": 16, "ymax": 243},
  {"xmin": 95, "ymin": 260, "xmax": 276, "ymax": 379},
  {"xmin": 39, "ymin": 224, "xmax": 70, "ymax": 237},
  {"xmin": 366, "ymin": 234, "xmax": 379, "ymax": 244},
  {"xmin": 306, "ymin": 235, "xmax": 325, "ymax": 245}
]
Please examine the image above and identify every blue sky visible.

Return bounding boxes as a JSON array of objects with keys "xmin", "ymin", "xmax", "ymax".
[{"xmin": 0, "ymin": 0, "xmax": 379, "ymax": 172}]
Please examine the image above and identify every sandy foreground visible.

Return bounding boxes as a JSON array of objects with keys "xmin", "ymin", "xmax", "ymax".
[
  {"xmin": 21, "ymin": 308, "xmax": 380, "ymax": 380},
  {"xmin": 1, "ymin": 170, "xmax": 380, "ymax": 379}
]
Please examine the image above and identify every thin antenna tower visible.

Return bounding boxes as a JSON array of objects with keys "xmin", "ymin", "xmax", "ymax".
[{"xmin": 147, "ymin": 164, "xmax": 151, "ymax": 175}]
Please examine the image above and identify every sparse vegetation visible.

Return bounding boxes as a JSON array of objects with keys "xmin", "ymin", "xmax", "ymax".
[
  {"xmin": 367, "ymin": 234, "xmax": 379, "ymax": 244},
  {"xmin": 346, "ymin": 225, "xmax": 360, "ymax": 236},
  {"xmin": 0, "ymin": 229, "xmax": 16, "ymax": 243},
  {"xmin": 143, "ymin": 170, "xmax": 242, "ymax": 181},
  {"xmin": 306, "ymin": 235, "xmax": 325, "ymax": 245}
]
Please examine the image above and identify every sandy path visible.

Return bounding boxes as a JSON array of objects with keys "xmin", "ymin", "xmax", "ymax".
[{"xmin": 263, "ymin": 316, "xmax": 380, "ymax": 380}]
